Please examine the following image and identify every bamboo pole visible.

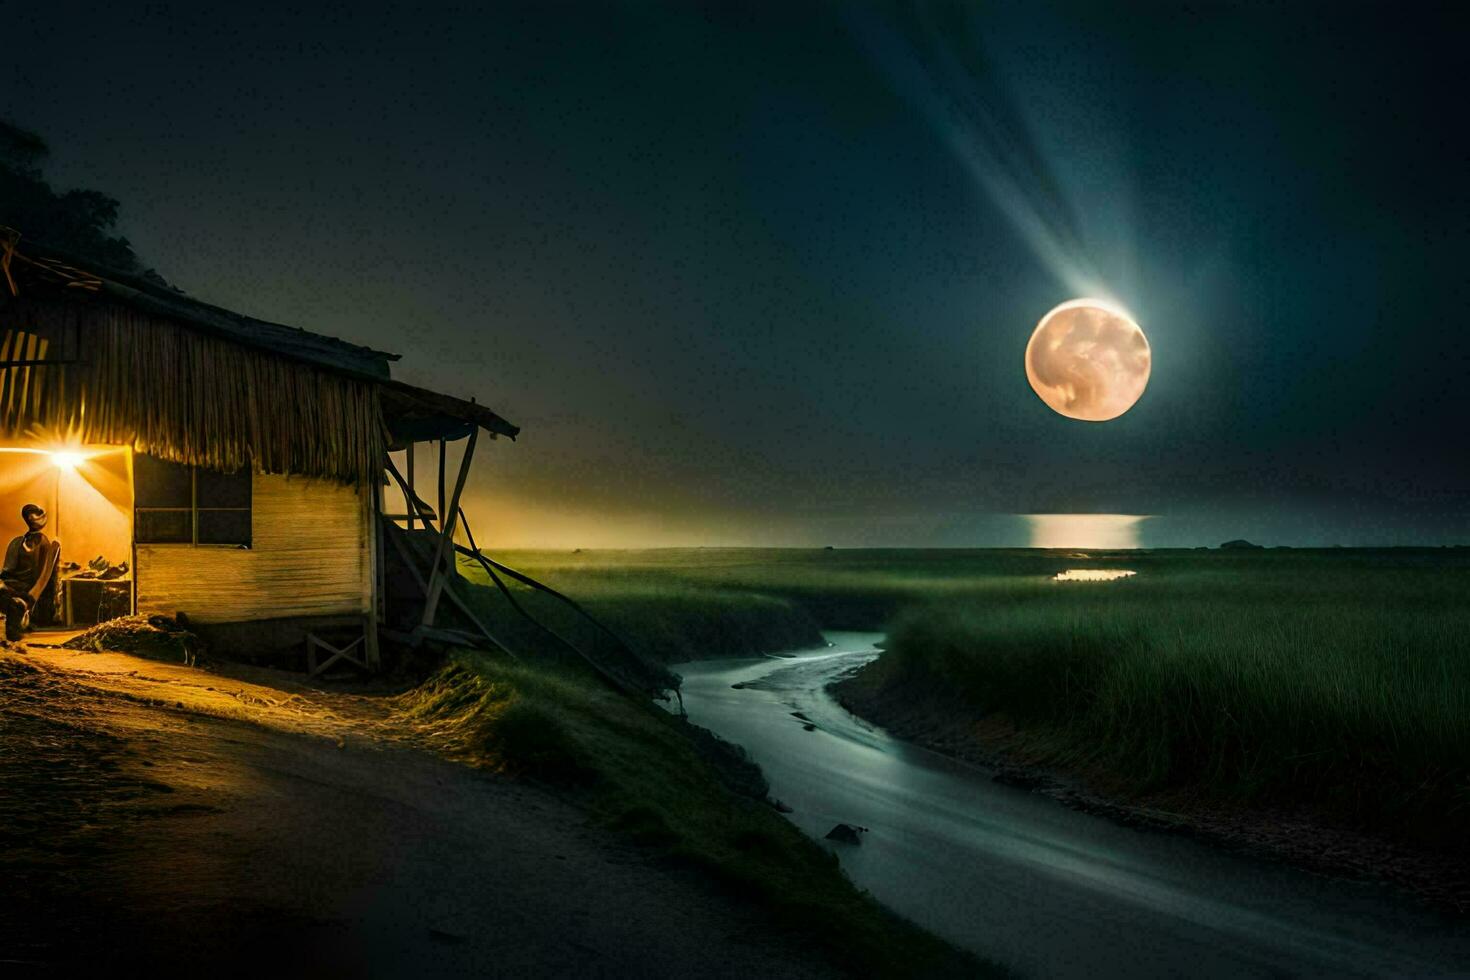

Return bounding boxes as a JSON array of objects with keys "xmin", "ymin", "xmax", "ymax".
[
  {"xmin": 421, "ymin": 428, "xmax": 476, "ymax": 628},
  {"xmin": 367, "ymin": 461, "xmax": 383, "ymax": 671},
  {"xmin": 381, "ymin": 463, "xmax": 514, "ymax": 655},
  {"xmin": 455, "ymin": 515, "xmax": 644, "ymax": 699},
  {"xmin": 437, "ymin": 439, "xmax": 446, "ymax": 530},
  {"xmin": 405, "ymin": 442, "xmax": 416, "ymax": 530}
]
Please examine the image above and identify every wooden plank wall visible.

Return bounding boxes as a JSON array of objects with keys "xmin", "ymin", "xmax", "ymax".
[{"xmin": 136, "ymin": 473, "xmax": 372, "ymax": 623}]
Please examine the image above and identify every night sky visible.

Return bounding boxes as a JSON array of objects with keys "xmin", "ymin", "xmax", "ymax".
[{"xmin": 8, "ymin": 2, "xmax": 1466, "ymax": 547}]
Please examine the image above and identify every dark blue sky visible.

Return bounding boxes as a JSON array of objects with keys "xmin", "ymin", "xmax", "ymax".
[{"xmin": 7, "ymin": 1, "xmax": 1466, "ymax": 546}]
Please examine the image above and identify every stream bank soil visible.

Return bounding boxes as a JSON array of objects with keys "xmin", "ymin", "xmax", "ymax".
[{"xmin": 0, "ymin": 647, "xmax": 839, "ymax": 978}]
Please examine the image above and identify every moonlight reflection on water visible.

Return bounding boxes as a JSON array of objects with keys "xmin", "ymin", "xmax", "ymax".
[{"xmin": 1053, "ymin": 569, "xmax": 1137, "ymax": 582}]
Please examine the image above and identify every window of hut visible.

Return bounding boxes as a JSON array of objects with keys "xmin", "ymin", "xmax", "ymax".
[{"xmin": 134, "ymin": 454, "xmax": 252, "ymax": 547}]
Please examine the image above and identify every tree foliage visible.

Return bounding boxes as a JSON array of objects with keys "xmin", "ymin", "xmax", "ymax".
[{"xmin": 0, "ymin": 119, "xmax": 170, "ymax": 286}]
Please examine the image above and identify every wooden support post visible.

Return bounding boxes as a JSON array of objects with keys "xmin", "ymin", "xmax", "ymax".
[
  {"xmin": 438, "ymin": 439, "xmax": 447, "ymax": 534},
  {"xmin": 384, "ymin": 455, "xmax": 436, "ymax": 525},
  {"xmin": 364, "ymin": 616, "xmax": 380, "ymax": 671},
  {"xmin": 366, "ymin": 465, "xmax": 383, "ymax": 671},
  {"xmin": 384, "ymin": 455, "xmax": 509, "ymax": 651},
  {"xmin": 405, "ymin": 442, "xmax": 416, "ymax": 529},
  {"xmin": 421, "ymin": 428, "xmax": 477, "ymax": 628}
]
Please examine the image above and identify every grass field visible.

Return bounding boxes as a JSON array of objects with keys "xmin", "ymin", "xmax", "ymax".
[
  {"xmin": 479, "ymin": 546, "xmax": 1170, "ymax": 635},
  {"xmin": 865, "ymin": 551, "xmax": 1470, "ymax": 841},
  {"xmin": 455, "ymin": 552, "xmax": 825, "ymax": 666},
  {"xmin": 473, "ymin": 546, "xmax": 1470, "ymax": 842}
]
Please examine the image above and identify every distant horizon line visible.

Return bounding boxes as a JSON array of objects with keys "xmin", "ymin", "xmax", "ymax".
[{"xmin": 475, "ymin": 544, "xmax": 1470, "ymax": 553}]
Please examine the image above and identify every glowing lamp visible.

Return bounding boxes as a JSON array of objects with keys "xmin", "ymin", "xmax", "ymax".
[{"xmin": 50, "ymin": 451, "xmax": 86, "ymax": 470}]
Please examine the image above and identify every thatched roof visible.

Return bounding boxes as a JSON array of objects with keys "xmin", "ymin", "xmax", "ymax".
[
  {"xmin": 96, "ymin": 270, "xmax": 398, "ymax": 380},
  {"xmin": 0, "ymin": 236, "xmax": 518, "ymax": 483},
  {"xmin": 10, "ymin": 241, "xmax": 398, "ymax": 379},
  {"xmin": 380, "ymin": 379, "xmax": 520, "ymax": 449}
]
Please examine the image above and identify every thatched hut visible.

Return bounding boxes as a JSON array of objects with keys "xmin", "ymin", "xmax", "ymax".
[{"xmin": 0, "ymin": 232, "xmax": 517, "ymax": 673}]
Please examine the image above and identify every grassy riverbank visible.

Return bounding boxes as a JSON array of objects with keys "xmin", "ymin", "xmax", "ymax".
[
  {"xmin": 486, "ymin": 547, "xmax": 1085, "ymax": 630},
  {"xmin": 836, "ymin": 551, "xmax": 1470, "ymax": 847},
  {"xmin": 397, "ymin": 646, "xmax": 991, "ymax": 978},
  {"xmin": 457, "ymin": 556, "xmax": 824, "ymax": 663},
  {"xmin": 478, "ymin": 547, "xmax": 1470, "ymax": 843}
]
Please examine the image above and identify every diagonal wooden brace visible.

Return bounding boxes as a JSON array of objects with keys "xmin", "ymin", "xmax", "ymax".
[{"xmin": 307, "ymin": 631, "xmax": 368, "ymax": 677}]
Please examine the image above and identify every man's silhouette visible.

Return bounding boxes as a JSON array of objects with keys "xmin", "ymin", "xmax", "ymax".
[{"xmin": 1, "ymin": 504, "xmax": 58, "ymax": 641}]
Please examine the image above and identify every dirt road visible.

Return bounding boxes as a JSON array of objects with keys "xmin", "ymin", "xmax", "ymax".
[{"xmin": 0, "ymin": 647, "xmax": 837, "ymax": 978}]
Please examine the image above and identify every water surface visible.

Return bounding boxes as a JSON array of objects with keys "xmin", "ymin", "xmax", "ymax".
[{"xmin": 1053, "ymin": 568, "xmax": 1136, "ymax": 582}]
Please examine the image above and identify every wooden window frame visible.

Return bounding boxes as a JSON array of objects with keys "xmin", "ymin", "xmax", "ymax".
[{"xmin": 135, "ymin": 465, "xmax": 252, "ymax": 549}]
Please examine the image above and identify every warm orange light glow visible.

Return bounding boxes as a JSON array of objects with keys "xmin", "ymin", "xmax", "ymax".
[
  {"xmin": 0, "ymin": 441, "xmax": 133, "ymax": 574},
  {"xmin": 0, "ymin": 444, "xmax": 108, "ymax": 469}
]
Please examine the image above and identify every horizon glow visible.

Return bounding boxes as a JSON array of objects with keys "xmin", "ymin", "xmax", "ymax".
[{"xmin": 1027, "ymin": 514, "xmax": 1148, "ymax": 549}]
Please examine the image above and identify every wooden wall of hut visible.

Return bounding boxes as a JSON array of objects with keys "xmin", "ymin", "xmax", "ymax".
[{"xmin": 135, "ymin": 473, "xmax": 373, "ymax": 624}]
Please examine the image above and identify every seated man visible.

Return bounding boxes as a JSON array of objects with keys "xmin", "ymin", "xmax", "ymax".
[{"xmin": 1, "ymin": 503, "xmax": 60, "ymax": 641}]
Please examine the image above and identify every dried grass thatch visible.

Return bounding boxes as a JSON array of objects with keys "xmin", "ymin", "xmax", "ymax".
[
  {"xmin": 0, "ymin": 298, "xmax": 381, "ymax": 483},
  {"xmin": 61, "ymin": 614, "xmax": 202, "ymax": 666}
]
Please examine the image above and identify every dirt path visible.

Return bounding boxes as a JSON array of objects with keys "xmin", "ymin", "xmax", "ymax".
[{"xmin": 0, "ymin": 648, "xmax": 839, "ymax": 978}]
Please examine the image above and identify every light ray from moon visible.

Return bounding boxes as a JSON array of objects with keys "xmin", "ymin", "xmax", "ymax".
[
  {"xmin": 1025, "ymin": 298, "xmax": 1151, "ymax": 421},
  {"xmin": 842, "ymin": 5, "xmax": 1103, "ymax": 297}
]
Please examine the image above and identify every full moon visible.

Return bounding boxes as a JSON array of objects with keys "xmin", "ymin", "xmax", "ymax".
[{"xmin": 1024, "ymin": 298, "xmax": 1151, "ymax": 422}]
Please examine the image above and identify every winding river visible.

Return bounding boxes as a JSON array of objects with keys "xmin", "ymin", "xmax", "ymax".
[{"xmin": 676, "ymin": 632, "xmax": 1470, "ymax": 979}]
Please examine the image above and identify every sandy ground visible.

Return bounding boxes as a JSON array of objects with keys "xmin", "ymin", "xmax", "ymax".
[{"xmin": 0, "ymin": 646, "xmax": 839, "ymax": 978}]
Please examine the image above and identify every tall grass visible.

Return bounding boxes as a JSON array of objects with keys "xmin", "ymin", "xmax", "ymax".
[
  {"xmin": 456, "ymin": 556, "xmax": 824, "ymax": 663},
  {"xmin": 872, "ymin": 565, "xmax": 1470, "ymax": 838},
  {"xmin": 460, "ymin": 547, "xmax": 1470, "ymax": 838},
  {"xmin": 489, "ymin": 547, "xmax": 1073, "ymax": 630},
  {"xmin": 492, "ymin": 545, "xmax": 1470, "ymax": 629}
]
